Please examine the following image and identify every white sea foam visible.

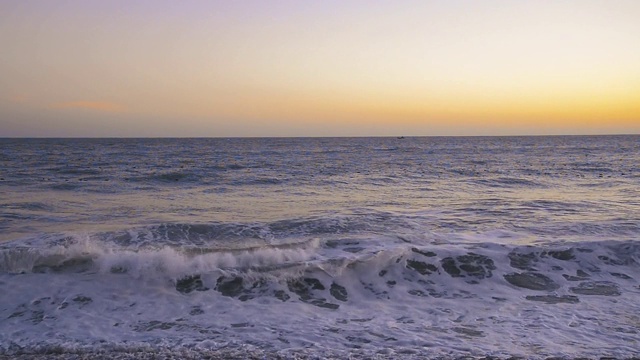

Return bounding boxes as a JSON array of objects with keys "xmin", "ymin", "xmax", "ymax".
[
  {"xmin": 1, "ymin": 232, "xmax": 639, "ymax": 358},
  {"xmin": 95, "ymin": 238, "xmax": 322, "ymax": 280}
]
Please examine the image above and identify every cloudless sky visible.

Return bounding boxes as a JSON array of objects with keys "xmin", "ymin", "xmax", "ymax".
[{"xmin": 1, "ymin": 0, "xmax": 639, "ymax": 137}]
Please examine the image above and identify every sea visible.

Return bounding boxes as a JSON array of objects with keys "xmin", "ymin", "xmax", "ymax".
[{"xmin": 0, "ymin": 136, "xmax": 639, "ymax": 359}]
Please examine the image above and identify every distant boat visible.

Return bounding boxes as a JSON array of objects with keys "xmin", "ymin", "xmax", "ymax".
[{"xmin": 397, "ymin": 136, "xmax": 405, "ymax": 139}]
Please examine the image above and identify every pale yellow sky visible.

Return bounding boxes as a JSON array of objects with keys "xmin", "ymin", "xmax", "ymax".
[{"xmin": 1, "ymin": 1, "xmax": 639, "ymax": 136}]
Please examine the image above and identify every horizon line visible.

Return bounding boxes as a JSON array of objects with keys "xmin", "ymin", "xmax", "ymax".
[{"xmin": 1, "ymin": 133, "xmax": 638, "ymax": 140}]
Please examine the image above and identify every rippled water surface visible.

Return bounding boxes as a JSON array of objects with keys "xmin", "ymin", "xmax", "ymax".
[
  {"xmin": 1, "ymin": 136, "xmax": 639, "ymax": 358},
  {"xmin": 2, "ymin": 136, "xmax": 638, "ymax": 243}
]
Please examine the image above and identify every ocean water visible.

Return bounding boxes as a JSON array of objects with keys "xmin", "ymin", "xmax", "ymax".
[{"xmin": 1, "ymin": 136, "xmax": 639, "ymax": 359}]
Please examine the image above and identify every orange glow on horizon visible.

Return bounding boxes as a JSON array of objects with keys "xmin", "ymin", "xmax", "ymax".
[
  {"xmin": 154, "ymin": 83, "xmax": 640, "ymax": 130},
  {"xmin": 50, "ymin": 101, "xmax": 127, "ymax": 113}
]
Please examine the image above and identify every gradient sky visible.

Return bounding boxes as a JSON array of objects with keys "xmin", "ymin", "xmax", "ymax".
[{"xmin": 1, "ymin": 0, "xmax": 639, "ymax": 137}]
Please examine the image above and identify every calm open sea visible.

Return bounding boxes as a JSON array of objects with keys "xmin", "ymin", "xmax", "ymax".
[{"xmin": 1, "ymin": 136, "xmax": 639, "ymax": 359}]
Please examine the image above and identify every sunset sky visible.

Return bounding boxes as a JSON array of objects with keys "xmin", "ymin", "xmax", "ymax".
[{"xmin": 1, "ymin": 0, "xmax": 639, "ymax": 137}]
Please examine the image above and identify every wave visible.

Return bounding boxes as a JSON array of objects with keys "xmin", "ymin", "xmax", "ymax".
[
  {"xmin": 2, "ymin": 230, "xmax": 639, "ymax": 358},
  {"xmin": 0, "ymin": 235, "xmax": 321, "ymax": 277},
  {"xmin": 470, "ymin": 177, "xmax": 547, "ymax": 188},
  {"xmin": 2, "ymin": 232, "xmax": 638, "ymax": 307}
]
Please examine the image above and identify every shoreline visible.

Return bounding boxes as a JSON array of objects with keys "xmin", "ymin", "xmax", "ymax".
[{"xmin": 2, "ymin": 349, "xmax": 639, "ymax": 360}]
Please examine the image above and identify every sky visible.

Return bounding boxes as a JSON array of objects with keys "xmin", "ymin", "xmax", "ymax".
[{"xmin": 1, "ymin": 0, "xmax": 639, "ymax": 137}]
